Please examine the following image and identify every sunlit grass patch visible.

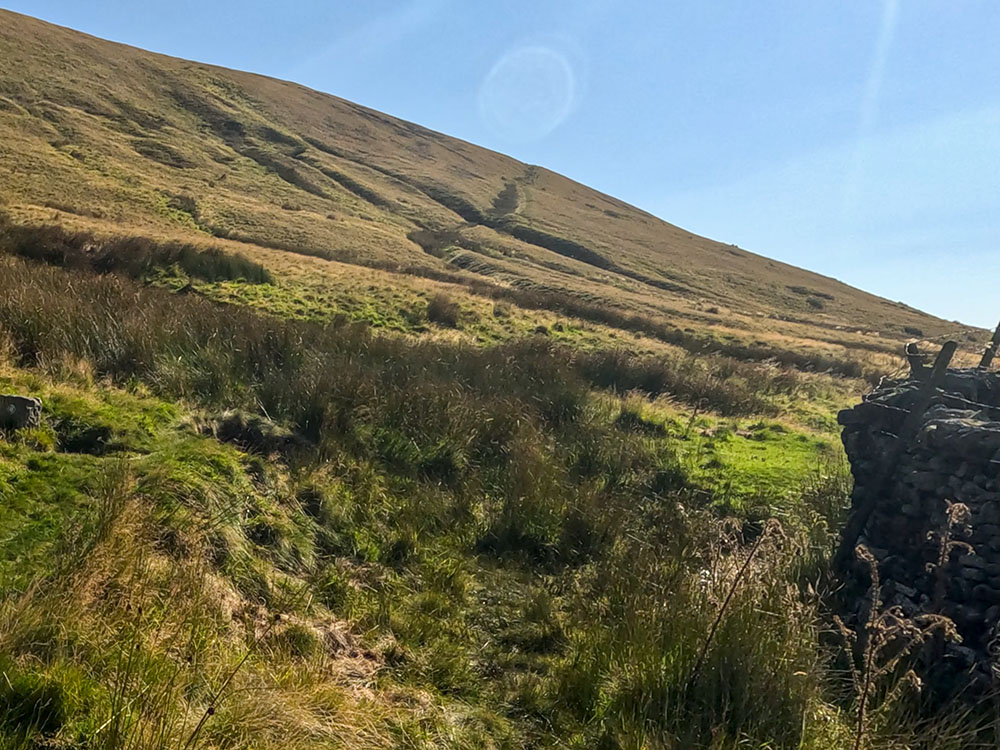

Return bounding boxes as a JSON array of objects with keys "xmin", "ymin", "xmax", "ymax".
[{"xmin": 688, "ymin": 418, "xmax": 843, "ymax": 505}]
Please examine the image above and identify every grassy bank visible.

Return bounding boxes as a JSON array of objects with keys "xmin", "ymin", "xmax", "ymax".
[{"xmin": 0, "ymin": 248, "xmax": 992, "ymax": 749}]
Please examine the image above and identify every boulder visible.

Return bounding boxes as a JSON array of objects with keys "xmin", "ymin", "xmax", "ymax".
[{"xmin": 0, "ymin": 394, "xmax": 42, "ymax": 430}]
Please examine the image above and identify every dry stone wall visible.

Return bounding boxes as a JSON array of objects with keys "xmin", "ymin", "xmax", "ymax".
[{"xmin": 839, "ymin": 368, "xmax": 1000, "ymax": 688}]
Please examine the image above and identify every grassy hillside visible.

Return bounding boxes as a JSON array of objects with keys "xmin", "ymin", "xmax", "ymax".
[
  {"xmin": 0, "ymin": 10, "xmax": 983, "ymax": 360},
  {"xmin": 1, "ymin": 9, "xmax": 997, "ymax": 750}
]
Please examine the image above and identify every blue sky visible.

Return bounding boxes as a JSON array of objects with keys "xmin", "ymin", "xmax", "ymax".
[{"xmin": 6, "ymin": 1, "xmax": 999, "ymax": 326}]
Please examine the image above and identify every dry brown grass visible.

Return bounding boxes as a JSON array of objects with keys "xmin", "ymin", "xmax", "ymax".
[{"xmin": 835, "ymin": 546, "xmax": 961, "ymax": 750}]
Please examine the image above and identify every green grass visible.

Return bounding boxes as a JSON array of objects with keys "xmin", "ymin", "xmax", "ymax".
[
  {"xmin": 0, "ymin": 11, "xmax": 994, "ymax": 745},
  {"xmin": 603, "ymin": 396, "xmax": 842, "ymax": 508},
  {"xmin": 0, "ymin": 250, "xmax": 991, "ymax": 749},
  {"xmin": 687, "ymin": 418, "xmax": 842, "ymax": 503},
  {"xmin": 201, "ymin": 277, "xmax": 430, "ymax": 332},
  {"xmin": 0, "ymin": 369, "xmax": 175, "ymax": 585}
]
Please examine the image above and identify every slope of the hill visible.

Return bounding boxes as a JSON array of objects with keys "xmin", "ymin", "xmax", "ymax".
[
  {"xmin": 4, "ymin": 11, "xmax": 1000, "ymax": 750},
  {"xmin": 0, "ymin": 9, "xmax": 979, "ymax": 356}
]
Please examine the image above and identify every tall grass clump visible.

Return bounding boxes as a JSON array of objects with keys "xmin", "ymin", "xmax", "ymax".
[
  {"xmin": 549, "ymin": 509, "xmax": 828, "ymax": 748},
  {"xmin": 426, "ymin": 293, "xmax": 461, "ymax": 327},
  {"xmin": 576, "ymin": 349, "xmax": 780, "ymax": 417},
  {"xmin": 0, "ymin": 216, "xmax": 273, "ymax": 284}
]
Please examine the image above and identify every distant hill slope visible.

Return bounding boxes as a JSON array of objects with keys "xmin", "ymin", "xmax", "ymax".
[{"xmin": 0, "ymin": 9, "xmax": 977, "ymax": 348}]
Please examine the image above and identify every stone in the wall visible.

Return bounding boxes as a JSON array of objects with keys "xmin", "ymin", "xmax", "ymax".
[{"xmin": 0, "ymin": 394, "xmax": 42, "ymax": 431}]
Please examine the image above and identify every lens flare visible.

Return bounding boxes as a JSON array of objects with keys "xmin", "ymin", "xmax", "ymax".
[{"xmin": 478, "ymin": 46, "xmax": 576, "ymax": 142}]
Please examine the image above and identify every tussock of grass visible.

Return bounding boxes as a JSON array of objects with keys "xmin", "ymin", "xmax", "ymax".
[
  {"xmin": 426, "ymin": 293, "xmax": 461, "ymax": 328},
  {"xmin": 0, "ymin": 215, "xmax": 273, "ymax": 285},
  {"xmin": 578, "ymin": 349, "xmax": 780, "ymax": 416},
  {"xmin": 0, "ymin": 253, "xmax": 812, "ymax": 451}
]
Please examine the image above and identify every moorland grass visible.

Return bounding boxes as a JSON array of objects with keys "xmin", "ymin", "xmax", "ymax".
[
  {"xmin": 0, "ymin": 10, "xmax": 992, "ymax": 745},
  {"xmin": 0, "ymin": 215, "xmax": 273, "ymax": 285},
  {"xmin": 0, "ymin": 253, "xmax": 994, "ymax": 748},
  {"xmin": 359, "ymin": 256, "xmax": 884, "ymax": 380}
]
